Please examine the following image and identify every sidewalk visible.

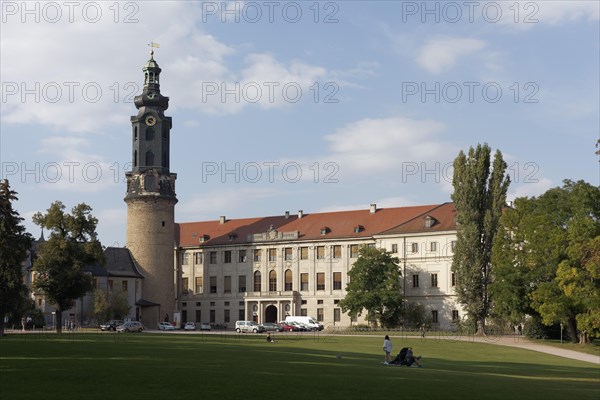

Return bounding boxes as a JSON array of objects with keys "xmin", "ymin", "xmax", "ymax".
[{"xmin": 465, "ymin": 335, "xmax": 600, "ymax": 365}]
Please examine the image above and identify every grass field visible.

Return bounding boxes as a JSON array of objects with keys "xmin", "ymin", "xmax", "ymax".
[{"xmin": 1, "ymin": 331, "xmax": 598, "ymax": 400}]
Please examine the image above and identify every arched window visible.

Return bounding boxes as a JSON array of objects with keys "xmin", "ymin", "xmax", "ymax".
[
  {"xmin": 253, "ymin": 271, "xmax": 261, "ymax": 292},
  {"xmin": 134, "ymin": 126, "xmax": 138, "ymax": 141},
  {"xmin": 145, "ymin": 150, "xmax": 154, "ymax": 166},
  {"xmin": 284, "ymin": 269, "xmax": 292, "ymax": 291},
  {"xmin": 134, "ymin": 150, "xmax": 138, "ymax": 167},
  {"xmin": 269, "ymin": 270, "xmax": 277, "ymax": 292}
]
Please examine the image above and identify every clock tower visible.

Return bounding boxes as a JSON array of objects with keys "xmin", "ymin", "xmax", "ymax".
[{"xmin": 125, "ymin": 49, "xmax": 177, "ymax": 328}]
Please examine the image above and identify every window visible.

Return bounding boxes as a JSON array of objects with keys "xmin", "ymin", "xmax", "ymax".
[
  {"xmin": 316, "ymin": 273, "xmax": 325, "ymax": 291},
  {"xmin": 37, "ymin": 298, "xmax": 42, "ymax": 306},
  {"xmin": 300, "ymin": 309, "xmax": 307, "ymax": 316},
  {"xmin": 317, "ymin": 299, "xmax": 324, "ymax": 304},
  {"xmin": 92, "ymin": 278, "xmax": 98, "ymax": 289},
  {"xmin": 195, "ymin": 277, "xmax": 203, "ymax": 294},
  {"xmin": 224, "ymin": 309, "xmax": 230, "ymax": 323},
  {"xmin": 269, "ymin": 270, "xmax": 277, "ymax": 292},
  {"xmin": 452, "ymin": 310, "xmax": 459, "ymax": 321},
  {"xmin": 284, "ymin": 269, "xmax": 292, "ymax": 291},
  {"xmin": 268, "ymin": 248, "xmax": 277, "ymax": 262},
  {"xmin": 317, "ymin": 308, "xmax": 324, "ymax": 322},
  {"xmin": 301, "ymin": 300, "xmax": 307, "ymax": 305},
  {"xmin": 209, "ymin": 251, "xmax": 217, "ymax": 264},
  {"xmin": 424, "ymin": 216, "xmax": 434, "ymax": 228},
  {"xmin": 430, "ymin": 242, "xmax": 438, "ymax": 252},
  {"xmin": 122, "ymin": 280, "xmax": 128, "ymax": 291},
  {"xmin": 391, "ymin": 244, "xmax": 398, "ymax": 253},
  {"xmin": 194, "ymin": 252, "xmax": 203, "ymax": 264},
  {"xmin": 196, "ymin": 302, "xmax": 201, "ymax": 306},
  {"xmin": 108, "ymin": 279, "xmax": 113, "ymax": 290},
  {"xmin": 411, "ymin": 243, "xmax": 418, "ymax": 253},
  {"xmin": 334, "ymin": 308, "xmax": 341, "ymax": 322},
  {"xmin": 253, "ymin": 271, "xmax": 261, "ymax": 292},
  {"xmin": 350, "ymin": 244, "xmax": 359, "ymax": 258},
  {"xmin": 238, "ymin": 275, "xmax": 246, "ymax": 293},
  {"xmin": 209, "ymin": 276, "xmax": 217, "ymax": 294},
  {"xmin": 316, "ymin": 246, "xmax": 325, "ymax": 260},
  {"xmin": 332, "ymin": 245, "xmax": 341, "ymax": 259},
  {"xmin": 239, "ymin": 250, "xmax": 247, "ymax": 263},
  {"xmin": 300, "ymin": 273, "xmax": 309, "ymax": 291},
  {"xmin": 451, "ymin": 240, "xmax": 457, "ymax": 251},
  {"xmin": 253, "ymin": 249, "xmax": 262, "ymax": 262},
  {"xmin": 239, "ymin": 309, "xmax": 245, "ymax": 320},
  {"xmin": 224, "ymin": 276, "xmax": 231, "ymax": 294},
  {"xmin": 182, "ymin": 277, "xmax": 189, "ymax": 294},
  {"xmin": 300, "ymin": 247, "xmax": 308, "ymax": 260},
  {"xmin": 431, "ymin": 310, "xmax": 438, "ymax": 324},
  {"xmin": 412, "ymin": 274, "xmax": 419, "ymax": 288},
  {"xmin": 224, "ymin": 251, "xmax": 231, "ymax": 263},
  {"xmin": 451, "ymin": 272, "xmax": 456, "ymax": 287},
  {"xmin": 431, "ymin": 273, "xmax": 438, "ymax": 288},
  {"xmin": 284, "ymin": 247, "xmax": 293, "ymax": 261},
  {"xmin": 333, "ymin": 272, "xmax": 342, "ymax": 290},
  {"xmin": 210, "ymin": 309, "xmax": 215, "ymax": 323},
  {"xmin": 334, "ymin": 299, "xmax": 340, "ymax": 304},
  {"xmin": 182, "ymin": 252, "xmax": 189, "ymax": 265},
  {"xmin": 195, "ymin": 309, "xmax": 201, "ymax": 323}
]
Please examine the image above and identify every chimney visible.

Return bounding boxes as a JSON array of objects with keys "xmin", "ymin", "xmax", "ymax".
[
  {"xmin": 298, "ymin": 210, "xmax": 303, "ymax": 219},
  {"xmin": 285, "ymin": 211, "xmax": 290, "ymax": 219},
  {"xmin": 369, "ymin": 203, "xmax": 377, "ymax": 214},
  {"xmin": 219, "ymin": 216, "xmax": 226, "ymax": 224}
]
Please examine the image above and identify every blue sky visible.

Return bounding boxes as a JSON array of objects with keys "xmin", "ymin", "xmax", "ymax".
[{"xmin": 1, "ymin": 1, "xmax": 599, "ymax": 246}]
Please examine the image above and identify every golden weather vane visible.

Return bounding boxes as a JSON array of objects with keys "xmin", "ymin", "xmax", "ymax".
[{"xmin": 148, "ymin": 41, "xmax": 160, "ymax": 57}]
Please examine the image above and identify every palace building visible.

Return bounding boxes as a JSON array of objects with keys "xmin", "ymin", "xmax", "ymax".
[{"xmin": 175, "ymin": 202, "xmax": 462, "ymax": 328}]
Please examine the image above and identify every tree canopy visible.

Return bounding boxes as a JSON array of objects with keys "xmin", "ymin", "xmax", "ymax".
[
  {"xmin": 491, "ymin": 180, "xmax": 600, "ymax": 343},
  {"xmin": 33, "ymin": 201, "xmax": 104, "ymax": 333},
  {"xmin": 0, "ymin": 180, "xmax": 33, "ymax": 336},
  {"xmin": 338, "ymin": 246, "xmax": 403, "ymax": 327},
  {"xmin": 451, "ymin": 144, "xmax": 510, "ymax": 334}
]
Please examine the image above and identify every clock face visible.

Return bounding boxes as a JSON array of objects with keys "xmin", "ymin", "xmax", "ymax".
[
  {"xmin": 147, "ymin": 92, "xmax": 156, "ymax": 100},
  {"xmin": 145, "ymin": 116, "xmax": 157, "ymax": 126}
]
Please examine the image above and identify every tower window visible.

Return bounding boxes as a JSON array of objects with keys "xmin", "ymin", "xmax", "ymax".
[
  {"xmin": 145, "ymin": 151, "xmax": 154, "ymax": 166},
  {"xmin": 134, "ymin": 150, "xmax": 138, "ymax": 167},
  {"xmin": 134, "ymin": 126, "xmax": 138, "ymax": 140},
  {"xmin": 162, "ymin": 221, "xmax": 165, "ymax": 227}
]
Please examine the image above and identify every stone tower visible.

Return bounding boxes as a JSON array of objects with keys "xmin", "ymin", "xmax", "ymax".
[{"xmin": 125, "ymin": 50, "xmax": 177, "ymax": 328}]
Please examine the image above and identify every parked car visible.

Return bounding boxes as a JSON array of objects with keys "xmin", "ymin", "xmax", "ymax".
[
  {"xmin": 279, "ymin": 322, "xmax": 298, "ymax": 332},
  {"xmin": 184, "ymin": 322, "xmax": 196, "ymax": 331},
  {"xmin": 158, "ymin": 322, "xmax": 175, "ymax": 331},
  {"xmin": 259, "ymin": 322, "xmax": 284, "ymax": 332},
  {"xmin": 199, "ymin": 323, "xmax": 211, "ymax": 331},
  {"xmin": 235, "ymin": 320, "xmax": 259, "ymax": 333},
  {"xmin": 100, "ymin": 320, "xmax": 123, "ymax": 331},
  {"xmin": 116, "ymin": 321, "xmax": 144, "ymax": 333}
]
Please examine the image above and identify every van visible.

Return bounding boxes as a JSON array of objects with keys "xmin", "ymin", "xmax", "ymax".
[
  {"xmin": 235, "ymin": 320, "xmax": 259, "ymax": 333},
  {"xmin": 285, "ymin": 316, "xmax": 324, "ymax": 331}
]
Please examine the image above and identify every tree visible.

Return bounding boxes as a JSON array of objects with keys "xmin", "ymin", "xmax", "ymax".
[
  {"xmin": 109, "ymin": 289, "xmax": 131, "ymax": 320},
  {"xmin": 493, "ymin": 180, "xmax": 599, "ymax": 343},
  {"xmin": 451, "ymin": 144, "xmax": 510, "ymax": 335},
  {"xmin": 0, "ymin": 180, "xmax": 33, "ymax": 336},
  {"xmin": 93, "ymin": 289, "xmax": 110, "ymax": 323},
  {"xmin": 32, "ymin": 202, "xmax": 104, "ymax": 333},
  {"xmin": 339, "ymin": 246, "xmax": 403, "ymax": 328}
]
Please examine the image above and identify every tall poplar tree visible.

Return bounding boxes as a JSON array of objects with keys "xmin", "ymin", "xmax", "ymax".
[
  {"xmin": 33, "ymin": 201, "xmax": 104, "ymax": 333},
  {"xmin": 0, "ymin": 180, "xmax": 33, "ymax": 336},
  {"xmin": 451, "ymin": 144, "xmax": 510, "ymax": 335}
]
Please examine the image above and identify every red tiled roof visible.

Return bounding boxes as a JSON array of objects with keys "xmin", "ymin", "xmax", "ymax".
[{"xmin": 176, "ymin": 203, "xmax": 456, "ymax": 247}]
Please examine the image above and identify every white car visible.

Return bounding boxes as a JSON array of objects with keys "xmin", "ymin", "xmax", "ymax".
[
  {"xmin": 158, "ymin": 322, "xmax": 175, "ymax": 331},
  {"xmin": 184, "ymin": 322, "xmax": 196, "ymax": 331}
]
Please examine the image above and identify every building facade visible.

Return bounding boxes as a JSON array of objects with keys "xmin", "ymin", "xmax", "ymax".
[{"xmin": 175, "ymin": 203, "xmax": 463, "ymax": 328}]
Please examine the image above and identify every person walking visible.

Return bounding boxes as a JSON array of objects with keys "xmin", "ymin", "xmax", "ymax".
[{"xmin": 383, "ymin": 335, "xmax": 392, "ymax": 364}]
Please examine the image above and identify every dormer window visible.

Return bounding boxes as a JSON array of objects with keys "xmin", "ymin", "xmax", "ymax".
[
  {"xmin": 353, "ymin": 225, "xmax": 364, "ymax": 233},
  {"xmin": 228, "ymin": 233, "xmax": 238, "ymax": 241},
  {"xmin": 424, "ymin": 215, "xmax": 437, "ymax": 228},
  {"xmin": 320, "ymin": 227, "xmax": 330, "ymax": 235},
  {"xmin": 199, "ymin": 234, "xmax": 210, "ymax": 243}
]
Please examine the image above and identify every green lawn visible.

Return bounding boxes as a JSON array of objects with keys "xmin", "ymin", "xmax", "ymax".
[{"xmin": 1, "ymin": 332, "xmax": 598, "ymax": 400}]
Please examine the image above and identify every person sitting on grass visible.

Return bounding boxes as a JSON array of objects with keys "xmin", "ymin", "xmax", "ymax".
[
  {"xmin": 389, "ymin": 347, "xmax": 423, "ymax": 367},
  {"xmin": 266, "ymin": 333, "xmax": 275, "ymax": 342}
]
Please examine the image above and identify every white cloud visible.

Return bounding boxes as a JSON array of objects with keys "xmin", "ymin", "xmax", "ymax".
[
  {"xmin": 508, "ymin": 178, "xmax": 554, "ymax": 200},
  {"xmin": 417, "ymin": 37, "xmax": 486, "ymax": 75},
  {"xmin": 537, "ymin": 1, "xmax": 599, "ymax": 24}
]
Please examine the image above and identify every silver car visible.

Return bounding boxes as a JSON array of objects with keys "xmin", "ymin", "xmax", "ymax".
[{"xmin": 116, "ymin": 321, "xmax": 144, "ymax": 333}]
